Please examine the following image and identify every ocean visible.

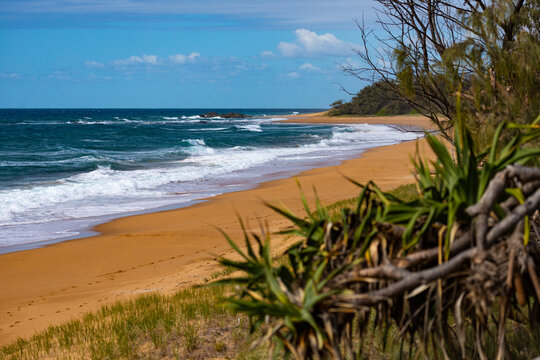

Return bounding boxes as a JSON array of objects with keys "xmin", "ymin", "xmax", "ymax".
[{"xmin": 0, "ymin": 108, "xmax": 421, "ymax": 253}]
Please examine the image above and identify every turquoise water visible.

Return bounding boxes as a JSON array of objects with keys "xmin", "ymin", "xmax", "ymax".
[{"xmin": 0, "ymin": 108, "xmax": 420, "ymax": 252}]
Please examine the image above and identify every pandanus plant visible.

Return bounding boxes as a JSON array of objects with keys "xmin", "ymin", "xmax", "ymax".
[{"xmin": 215, "ymin": 116, "xmax": 540, "ymax": 359}]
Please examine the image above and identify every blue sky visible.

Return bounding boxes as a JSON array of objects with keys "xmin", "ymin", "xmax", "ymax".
[{"xmin": 0, "ymin": 0, "xmax": 375, "ymax": 108}]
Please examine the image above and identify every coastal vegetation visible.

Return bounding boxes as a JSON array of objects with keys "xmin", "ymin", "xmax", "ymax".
[
  {"xmin": 0, "ymin": 282, "xmax": 257, "ymax": 359},
  {"xmin": 218, "ymin": 117, "xmax": 540, "ymax": 359},
  {"xmin": 217, "ymin": 0, "xmax": 540, "ymax": 359},
  {"xmin": 340, "ymin": 0, "xmax": 539, "ymax": 147},
  {"xmin": 327, "ymin": 81, "xmax": 418, "ymax": 117}
]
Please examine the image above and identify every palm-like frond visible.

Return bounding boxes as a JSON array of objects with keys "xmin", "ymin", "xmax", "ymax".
[{"xmin": 216, "ymin": 120, "xmax": 540, "ymax": 359}]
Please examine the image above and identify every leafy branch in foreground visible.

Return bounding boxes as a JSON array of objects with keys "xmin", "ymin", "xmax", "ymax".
[{"xmin": 216, "ymin": 119, "xmax": 540, "ymax": 359}]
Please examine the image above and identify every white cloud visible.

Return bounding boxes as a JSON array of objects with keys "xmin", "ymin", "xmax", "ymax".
[
  {"xmin": 87, "ymin": 73, "xmax": 111, "ymax": 80},
  {"xmin": 85, "ymin": 60, "xmax": 104, "ymax": 68},
  {"xmin": 260, "ymin": 50, "xmax": 275, "ymax": 58},
  {"xmin": 0, "ymin": 72, "xmax": 19, "ymax": 78},
  {"xmin": 287, "ymin": 72, "xmax": 300, "ymax": 78},
  {"xmin": 278, "ymin": 29, "xmax": 356, "ymax": 57},
  {"xmin": 299, "ymin": 62, "xmax": 322, "ymax": 72},
  {"xmin": 255, "ymin": 63, "xmax": 268, "ymax": 70},
  {"xmin": 169, "ymin": 52, "xmax": 200, "ymax": 64},
  {"xmin": 113, "ymin": 54, "xmax": 158, "ymax": 66},
  {"xmin": 343, "ymin": 57, "xmax": 360, "ymax": 69},
  {"xmin": 47, "ymin": 71, "xmax": 72, "ymax": 80},
  {"xmin": 278, "ymin": 42, "xmax": 302, "ymax": 57}
]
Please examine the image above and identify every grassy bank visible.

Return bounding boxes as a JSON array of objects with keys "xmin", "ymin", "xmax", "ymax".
[
  {"xmin": 0, "ymin": 285, "xmax": 266, "ymax": 360},
  {"xmin": 0, "ymin": 184, "xmax": 418, "ymax": 360}
]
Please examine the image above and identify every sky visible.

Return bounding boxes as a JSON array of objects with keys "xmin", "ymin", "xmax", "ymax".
[{"xmin": 0, "ymin": 0, "xmax": 376, "ymax": 108}]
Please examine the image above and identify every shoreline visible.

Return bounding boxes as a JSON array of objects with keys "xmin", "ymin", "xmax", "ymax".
[
  {"xmin": 0, "ymin": 113, "xmax": 436, "ymax": 345},
  {"xmin": 0, "ymin": 112, "xmax": 430, "ymax": 255}
]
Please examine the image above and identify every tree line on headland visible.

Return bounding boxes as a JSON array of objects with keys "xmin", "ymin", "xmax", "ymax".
[{"xmin": 327, "ymin": 80, "xmax": 419, "ymax": 117}]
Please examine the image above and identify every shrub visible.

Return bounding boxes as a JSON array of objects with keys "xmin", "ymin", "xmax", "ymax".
[{"xmin": 217, "ymin": 118, "xmax": 540, "ymax": 359}]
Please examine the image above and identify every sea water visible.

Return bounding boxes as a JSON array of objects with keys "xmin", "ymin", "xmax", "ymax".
[{"xmin": 0, "ymin": 109, "xmax": 422, "ymax": 253}]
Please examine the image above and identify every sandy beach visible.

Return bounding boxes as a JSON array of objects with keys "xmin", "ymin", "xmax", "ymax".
[{"xmin": 0, "ymin": 114, "xmax": 437, "ymax": 345}]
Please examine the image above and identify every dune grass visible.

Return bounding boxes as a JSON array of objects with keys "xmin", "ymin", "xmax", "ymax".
[
  {"xmin": 0, "ymin": 285, "xmax": 268, "ymax": 360},
  {"xmin": 324, "ymin": 183, "xmax": 418, "ymax": 221}
]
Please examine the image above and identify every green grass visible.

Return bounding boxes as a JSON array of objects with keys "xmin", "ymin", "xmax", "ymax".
[
  {"xmin": 325, "ymin": 113, "xmax": 423, "ymax": 118},
  {"xmin": 323, "ymin": 183, "xmax": 418, "ymax": 221},
  {"xmin": 0, "ymin": 284, "xmax": 265, "ymax": 360},
  {"xmin": 386, "ymin": 183, "xmax": 419, "ymax": 202}
]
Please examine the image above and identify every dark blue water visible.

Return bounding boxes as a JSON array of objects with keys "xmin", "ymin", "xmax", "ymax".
[{"xmin": 0, "ymin": 108, "xmax": 420, "ymax": 252}]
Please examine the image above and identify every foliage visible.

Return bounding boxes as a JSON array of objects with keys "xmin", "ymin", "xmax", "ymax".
[
  {"xmin": 345, "ymin": 0, "xmax": 540, "ymax": 145},
  {"xmin": 439, "ymin": 0, "xmax": 540, "ymax": 148},
  {"xmin": 217, "ymin": 118, "xmax": 540, "ymax": 359},
  {"xmin": 328, "ymin": 81, "xmax": 416, "ymax": 116}
]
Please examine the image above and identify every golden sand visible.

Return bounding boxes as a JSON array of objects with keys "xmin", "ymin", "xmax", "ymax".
[{"xmin": 0, "ymin": 114, "xmax": 436, "ymax": 344}]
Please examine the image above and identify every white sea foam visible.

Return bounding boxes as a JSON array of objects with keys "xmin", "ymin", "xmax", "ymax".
[
  {"xmin": 71, "ymin": 120, "xmax": 126, "ymax": 125},
  {"xmin": 235, "ymin": 124, "xmax": 262, "ymax": 132},
  {"xmin": 181, "ymin": 139, "xmax": 216, "ymax": 155},
  {"xmin": 58, "ymin": 116, "xmax": 280, "ymax": 127},
  {"xmin": 0, "ymin": 123, "xmax": 422, "ymax": 248},
  {"xmin": 189, "ymin": 127, "xmax": 227, "ymax": 131}
]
